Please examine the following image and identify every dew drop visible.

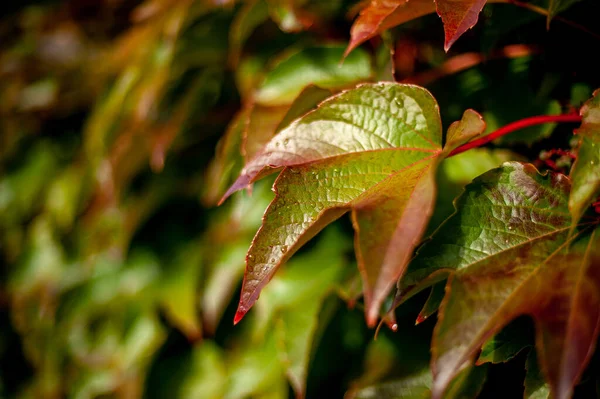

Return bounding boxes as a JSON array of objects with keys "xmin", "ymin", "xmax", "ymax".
[
  {"xmin": 280, "ymin": 245, "xmax": 287, "ymax": 253},
  {"xmin": 269, "ymin": 258, "xmax": 275, "ymax": 263},
  {"xmin": 248, "ymin": 254, "xmax": 254, "ymax": 259},
  {"xmin": 508, "ymin": 226, "xmax": 513, "ymax": 230},
  {"xmin": 591, "ymin": 161, "xmax": 595, "ymax": 165},
  {"xmin": 283, "ymin": 138, "xmax": 289, "ymax": 145}
]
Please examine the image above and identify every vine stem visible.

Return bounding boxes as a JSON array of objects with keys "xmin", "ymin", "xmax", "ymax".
[{"xmin": 448, "ymin": 114, "xmax": 582, "ymax": 157}]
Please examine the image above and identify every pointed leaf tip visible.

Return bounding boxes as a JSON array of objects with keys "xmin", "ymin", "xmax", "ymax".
[
  {"xmin": 233, "ymin": 307, "xmax": 246, "ymax": 325},
  {"xmin": 436, "ymin": 0, "xmax": 487, "ymax": 53}
]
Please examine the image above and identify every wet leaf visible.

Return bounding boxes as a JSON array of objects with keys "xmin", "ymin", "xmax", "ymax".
[
  {"xmin": 223, "ymin": 83, "xmax": 482, "ymax": 326},
  {"xmin": 401, "ymin": 162, "xmax": 600, "ymax": 399},
  {"xmin": 569, "ymin": 89, "xmax": 600, "ymax": 227}
]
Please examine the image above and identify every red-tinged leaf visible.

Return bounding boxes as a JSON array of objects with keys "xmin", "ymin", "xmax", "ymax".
[
  {"xmin": 569, "ymin": 89, "xmax": 600, "ymax": 227},
  {"xmin": 435, "ymin": 0, "xmax": 487, "ymax": 52},
  {"xmin": 227, "ymin": 85, "xmax": 484, "ymax": 327},
  {"xmin": 226, "ymin": 83, "xmax": 450, "ymax": 326},
  {"xmin": 400, "ymin": 162, "xmax": 600, "ymax": 399},
  {"xmin": 345, "ymin": 0, "xmax": 437, "ymax": 59}
]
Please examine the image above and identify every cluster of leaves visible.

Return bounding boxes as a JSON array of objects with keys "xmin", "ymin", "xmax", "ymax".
[{"xmin": 1, "ymin": 0, "xmax": 600, "ymax": 398}]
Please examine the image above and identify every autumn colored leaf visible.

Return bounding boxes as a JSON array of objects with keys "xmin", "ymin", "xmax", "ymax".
[
  {"xmin": 345, "ymin": 0, "xmax": 507, "ymax": 56},
  {"xmin": 569, "ymin": 89, "xmax": 600, "ymax": 227},
  {"xmin": 204, "ymin": 46, "xmax": 372, "ymax": 204},
  {"xmin": 222, "ymin": 83, "xmax": 484, "ymax": 327},
  {"xmin": 345, "ymin": 0, "xmax": 436, "ymax": 58},
  {"xmin": 436, "ymin": 0, "xmax": 487, "ymax": 52},
  {"xmin": 400, "ymin": 162, "xmax": 600, "ymax": 399}
]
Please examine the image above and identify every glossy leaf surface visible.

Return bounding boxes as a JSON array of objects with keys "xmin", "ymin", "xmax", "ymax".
[
  {"xmin": 225, "ymin": 83, "xmax": 456, "ymax": 326},
  {"xmin": 401, "ymin": 162, "xmax": 600, "ymax": 399}
]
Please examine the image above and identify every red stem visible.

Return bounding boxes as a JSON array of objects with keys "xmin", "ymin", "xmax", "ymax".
[{"xmin": 449, "ymin": 114, "xmax": 582, "ymax": 157}]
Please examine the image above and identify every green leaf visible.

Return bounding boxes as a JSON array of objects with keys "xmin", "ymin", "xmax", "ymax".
[
  {"xmin": 351, "ymin": 365, "xmax": 487, "ymax": 399},
  {"xmin": 476, "ymin": 317, "xmax": 533, "ymax": 365},
  {"xmin": 229, "ymin": 0, "xmax": 270, "ymax": 67},
  {"xmin": 416, "ymin": 281, "xmax": 446, "ymax": 325},
  {"xmin": 401, "ymin": 162, "xmax": 600, "ymax": 399},
  {"xmin": 224, "ymin": 83, "xmax": 449, "ymax": 326},
  {"xmin": 444, "ymin": 108, "xmax": 486, "ymax": 152},
  {"xmin": 255, "ymin": 45, "xmax": 373, "ymax": 106},
  {"xmin": 159, "ymin": 243, "xmax": 202, "ymax": 340},
  {"xmin": 569, "ymin": 89, "xmax": 600, "ymax": 227},
  {"xmin": 524, "ymin": 350, "xmax": 550, "ymax": 399},
  {"xmin": 548, "ymin": 0, "xmax": 582, "ymax": 27},
  {"xmin": 258, "ymin": 227, "xmax": 348, "ymax": 396}
]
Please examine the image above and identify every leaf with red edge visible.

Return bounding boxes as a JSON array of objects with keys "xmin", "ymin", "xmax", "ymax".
[
  {"xmin": 400, "ymin": 162, "xmax": 600, "ymax": 399},
  {"xmin": 436, "ymin": 0, "xmax": 487, "ymax": 52},
  {"xmin": 222, "ymin": 83, "xmax": 484, "ymax": 327},
  {"xmin": 569, "ymin": 89, "xmax": 600, "ymax": 227},
  {"xmin": 345, "ymin": 0, "xmax": 436, "ymax": 58}
]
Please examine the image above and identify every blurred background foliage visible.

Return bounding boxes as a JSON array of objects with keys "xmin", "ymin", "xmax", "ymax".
[{"xmin": 1, "ymin": 0, "xmax": 599, "ymax": 398}]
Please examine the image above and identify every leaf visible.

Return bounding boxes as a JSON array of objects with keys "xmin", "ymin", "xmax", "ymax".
[
  {"xmin": 547, "ymin": 0, "xmax": 582, "ymax": 28},
  {"xmin": 569, "ymin": 89, "xmax": 600, "ymax": 227},
  {"xmin": 229, "ymin": 0, "xmax": 270, "ymax": 67},
  {"xmin": 223, "ymin": 82, "xmax": 452, "ymax": 326},
  {"xmin": 159, "ymin": 243, "xmax": 202, "ymax": 340},
  {"xmin": 255, "ymin": 45, "xmax": 373, "ymax": 107},
  {"xmin": 435, "ymin": 0, "xmax": 487, "ymax": 52},
  {"xmin": 415, "ymin": 281, "xmax": 446, "ymax": 325},
  {"xmin": 400, "ymin": 162, "xmax": 600, "ymax": 399},
  {"xmin": 352, "ymin": 365, "xmax": 487, "ymax": 399},
  {"xmin": 476, "ymin": 317, "xmax": 533, "ymax": 365},
  {"xmin": 345, "ymin": 0, "xmax": 437, "ymax": 58},
  {"xmin": 205, "ymin": 46, "xmax": 372, "ymax": 204},
  {"xmin": 524, "ymin": 350, "xmax": 551, "ymax": 399},
  {"xmin": 258, "ymin": 227, "xmax": 348, "ymax": 396}
]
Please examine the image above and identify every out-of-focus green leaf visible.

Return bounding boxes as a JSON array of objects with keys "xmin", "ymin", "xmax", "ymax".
[
  {"xmin": 254, "ymin": 45, "xmax": 373, "ymax": 106},
  {"xmin": 548, "ymin": 0, "xmax": 582, "ymax": 26},
  {"xmin": 160, "ymin": 243, "xmax": 203, "ymax": 340},
  {"xmin": 257, "ymin": 227, "xmax": 349, "ymax": 396},
  {"xmin": 524, "ymin": 351, "xmax": 550, "ymax": 399},
  {"xmin": 476, "ymin": 318, "xmax": 533, "ymax": 365},
  {"xmin": 229, "ymin": 0, "xmax": 270, "ymax": 67},
  {"xmin": 352, "ymin": 364, "xmax": 487, "ymax": 399},
  {"xmin": 179, "ymin": 342, "xmax": 227, "ymax": 399}
]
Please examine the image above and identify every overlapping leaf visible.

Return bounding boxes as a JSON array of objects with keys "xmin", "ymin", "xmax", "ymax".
[
  {"xmin": 400, "ymin": 162, "xmax": 600, "ymax": 399},
  {"xmin": 345, "ymin": 0, "xmax": 505, "ymax": 56},
  {"xmin": 222, "ymin": 83, "xmax": 484, "ymax": 326},
  {"xmin": 569, "ymin": 89, "xmax": 600, "ymax": 227},
  {"xmin": 205, "ymin": 45, "xmax": 372, "ymax": 204}
]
